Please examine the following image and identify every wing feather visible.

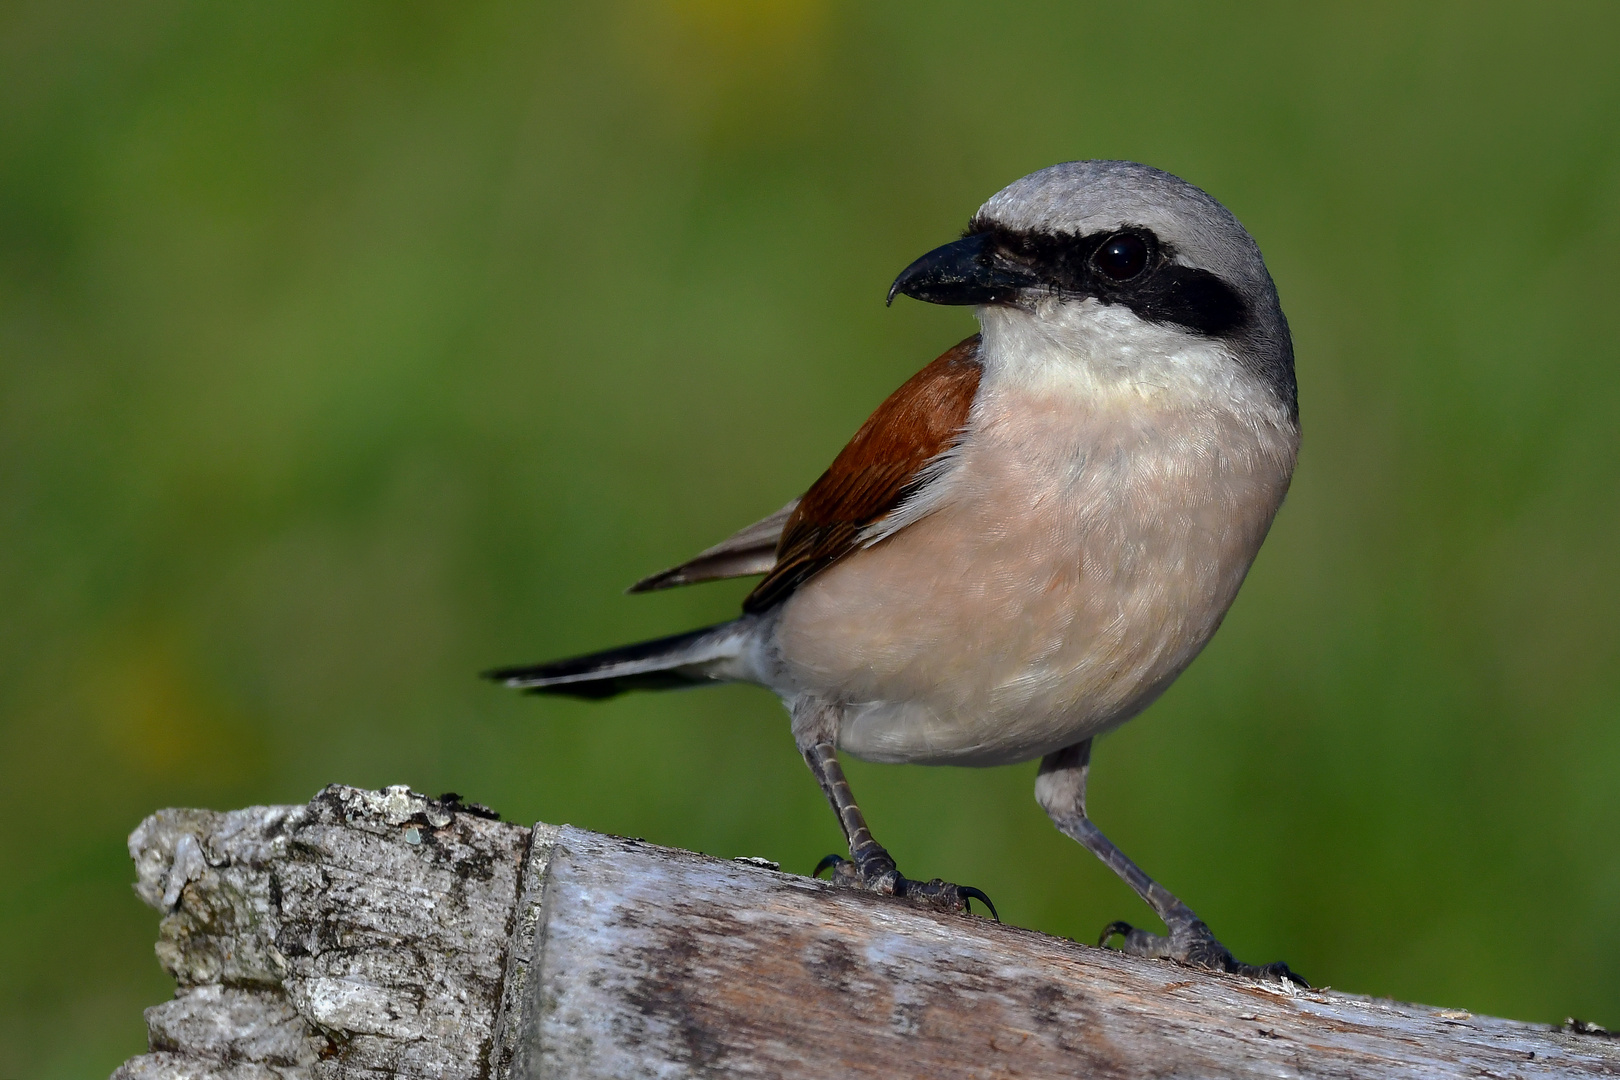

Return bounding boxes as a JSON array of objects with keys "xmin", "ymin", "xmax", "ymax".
[
  {"xmin": 627, "ymin": 500, "xmax": 799, "ymax": 593},
  {"xmin": 743, "ymin": 334, "xmax": 982, "ymax": 612}
]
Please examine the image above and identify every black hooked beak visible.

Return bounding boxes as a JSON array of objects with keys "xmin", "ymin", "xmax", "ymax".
[{"xmin": 886, "ymin": 232, "xmax": 1041, "ymax": 307}]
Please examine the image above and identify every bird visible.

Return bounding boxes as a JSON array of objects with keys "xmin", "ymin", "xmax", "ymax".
[{"xmin": 487, "ymin": 160, "xmax": 1303, "ymax": 982}]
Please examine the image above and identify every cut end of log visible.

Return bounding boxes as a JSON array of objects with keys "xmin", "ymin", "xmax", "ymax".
[
  {"xmin": 117, "ymin": 785, "xmax": 549, "ymax": 1080},
  {"xmin": 114, "ymin": 785, "xmax": 1620, "ymax": 1079}
]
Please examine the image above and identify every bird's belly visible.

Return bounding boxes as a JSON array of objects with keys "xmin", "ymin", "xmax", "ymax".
[{"xmin": 770, "ymin": 402, "xmax": 1295, "ymax": 766}]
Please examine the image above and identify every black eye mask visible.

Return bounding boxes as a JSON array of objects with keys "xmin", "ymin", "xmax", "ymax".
[{"xmin": 964, "ymin": 220, "xmax": 1251, "ymax": 338}]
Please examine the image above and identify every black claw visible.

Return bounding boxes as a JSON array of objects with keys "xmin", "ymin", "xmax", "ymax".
[
  {"xmin": 813, "ymin": 853, "xmax": 846, "ymax": 879},
  {"xmin": 959, "ymin": 886, "xmax": 1000, "ymax": 922},
  {"xmin": 1098, "ymin": 920, "xmax": 1135, "ymax": 948}
]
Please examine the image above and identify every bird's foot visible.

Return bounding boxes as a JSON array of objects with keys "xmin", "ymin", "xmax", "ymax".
[
  {"xmin": 814, "ymin": 854, "xmax": 998, "ymax": 921},
  {"xmin": 1099, "ymin": 918, "xmax": 1306, "ymax": 986}
]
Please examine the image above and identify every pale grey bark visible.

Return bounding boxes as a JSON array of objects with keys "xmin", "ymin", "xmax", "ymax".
[
  {"xmin": 117, "ymin": 786, "xmax": 540, "ymax": 1080},
  {"xmin": 115, "ymin": 786, "xmax": 1620, "ymax": 1079}
]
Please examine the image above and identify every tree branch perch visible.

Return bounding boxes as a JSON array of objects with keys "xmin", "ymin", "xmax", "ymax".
[{"xmin": 112, "ymin": 785, "xmax": 1619, "ymax": 1079}]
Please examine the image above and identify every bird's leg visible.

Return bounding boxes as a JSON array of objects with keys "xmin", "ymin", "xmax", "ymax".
[
  {"xmin": 802, "ymin": 739, "xmax": 900, "ymax": 888},
  {"xmin": 793, "ymin": 698, "xmax": 996, "ymax": 919},
  {"xmin": 1036, "ymin": 740, "xmax": 1304, "ymax": 985}
]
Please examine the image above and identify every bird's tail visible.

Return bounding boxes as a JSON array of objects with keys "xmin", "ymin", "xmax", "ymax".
[{"xmin": 482, "ymin": 618, "xmax": 757, "ymax": 700}]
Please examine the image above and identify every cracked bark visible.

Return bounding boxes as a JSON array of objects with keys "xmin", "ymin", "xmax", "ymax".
[{"xmin": 114, "ymin": 785, "xmax": 1619, "ymax": 1079}]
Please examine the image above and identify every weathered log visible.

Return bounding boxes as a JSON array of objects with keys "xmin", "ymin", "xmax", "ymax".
[{"xmin": 114, "ymin": 785, "xmax": 1620, "ymax": 1079}]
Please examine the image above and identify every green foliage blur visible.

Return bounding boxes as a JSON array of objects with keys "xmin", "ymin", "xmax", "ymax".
[{"xmin": 3, "ymin": 2, "xmax": 1618, "ymax": 1074}]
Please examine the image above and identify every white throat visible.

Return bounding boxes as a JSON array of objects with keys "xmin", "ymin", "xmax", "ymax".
[{"xmin": 975, "ymin": 298, "xmax": 1286, "ymax": 426}]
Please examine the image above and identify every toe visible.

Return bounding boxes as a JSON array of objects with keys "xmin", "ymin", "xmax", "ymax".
[
  {"xmin": 892, "ymin": 876, "xmax": 962, "ymax": 912},
  {"xmin": 1099, "ymin": 919, "xmax": 1305, "ymax": 984},
  {"xmin": 815, "ymin": 859, "xmax": 994, "ymax": 919},
  {"xmin": 1239, "ymin": 960, "xmax": 1309, "ymax": 988},
  {"xmin": 812, "ymin": 855, "xmax": 866, "ymax": 889},
  {"xmin": 1099, "ymin": 921, "xmax": 1174, "ymax": 959}
]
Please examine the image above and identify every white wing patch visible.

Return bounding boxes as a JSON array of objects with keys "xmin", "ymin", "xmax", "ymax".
[{"xmin": 856, "ymin": 440, "xmax": 968, "ymax": 548}]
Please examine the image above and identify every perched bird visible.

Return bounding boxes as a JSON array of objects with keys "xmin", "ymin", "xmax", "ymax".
[{"xmin": 488, "ymin": 160, "xmax": 1302, "ymax": 982}]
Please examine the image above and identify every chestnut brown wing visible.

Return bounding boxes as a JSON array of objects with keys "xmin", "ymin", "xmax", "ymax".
[{"xmin": 744, "ymin": 335, "xmax": 982, "ymax": 613}]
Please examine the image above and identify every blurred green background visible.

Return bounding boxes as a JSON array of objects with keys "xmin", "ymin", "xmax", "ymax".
[{"xmin": 3, "ymin": 2, "xmax": 1619, "ymax": 1075}]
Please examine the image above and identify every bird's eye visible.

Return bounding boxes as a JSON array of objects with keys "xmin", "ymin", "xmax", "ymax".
[{"xmin": 1094, "ymin": 233, "xmax": 1149, "ymax": 281}]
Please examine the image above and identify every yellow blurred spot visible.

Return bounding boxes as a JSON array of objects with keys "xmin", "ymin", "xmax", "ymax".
[
  {"xmin": 658, "ymin": 0, "xmax": 826, "ymax": 57},
  {"xmin": 90, "ymin": 626, "xmax": 255, "ymax": 781},
  {"xmin": 619, "ymin": 0, "xmax": 830, "ymax": 109}
]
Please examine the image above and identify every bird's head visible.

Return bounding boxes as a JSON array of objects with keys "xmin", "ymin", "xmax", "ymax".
[{"xmin": 889, "ymin": 161, "xmax": 1295, "ymax": 416}]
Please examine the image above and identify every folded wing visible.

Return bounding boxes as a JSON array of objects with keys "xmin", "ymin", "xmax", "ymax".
[
  {"xmin": 744, "ymin": 334, "xmax": 983, "ymax": 612},
  {"xmin": 626, "ymin": 335, "xmax": 983, "ymax": 609}
]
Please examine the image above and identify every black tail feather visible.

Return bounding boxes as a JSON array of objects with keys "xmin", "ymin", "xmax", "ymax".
[{"xmin": 482, "ymin": 622, "xmax": 737, "ymax": 700}]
